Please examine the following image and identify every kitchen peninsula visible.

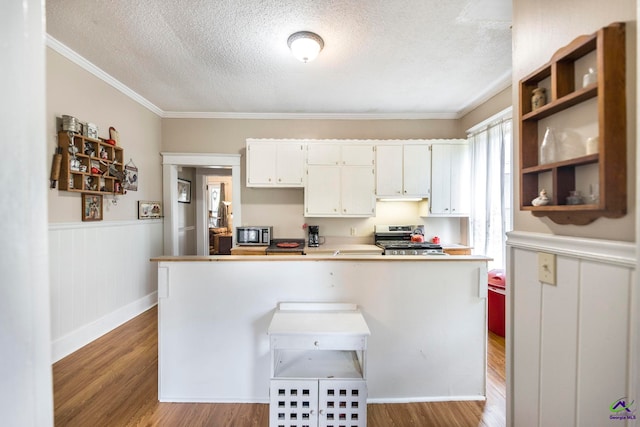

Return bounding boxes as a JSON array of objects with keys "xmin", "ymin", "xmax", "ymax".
[{"xmin": 152, "ymin": 254, "xmax": 490, "ymax": 403}]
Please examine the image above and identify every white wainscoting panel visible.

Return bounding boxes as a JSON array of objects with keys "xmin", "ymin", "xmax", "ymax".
[
  {"xmin": 49, "ymin": 220, "xmax": 163, "ymax": 362},
  {"xmin": 507, "ymin": 231, "xmax": 636, "ymax": 427}
]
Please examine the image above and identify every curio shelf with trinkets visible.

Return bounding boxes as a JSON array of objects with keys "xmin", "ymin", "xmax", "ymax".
[
  {"xmin": 57, "ymin": 131, "xmax": 126, "ymax": 195},
  {"xmin": 518, "ymin": 22, "xmax": 626, "ymax": 225}
]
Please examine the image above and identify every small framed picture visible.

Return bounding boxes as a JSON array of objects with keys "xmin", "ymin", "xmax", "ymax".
[
  {"xmin": 177, "ymin": 178, "xmax": 191, "ymax": 203},
  {"xmin": 138, "ymin": 201, "xmax": 162, "ymax": 219},
  {"xmin": 82, "ymin": 194, "xmax": 103, "ymax": 221}
]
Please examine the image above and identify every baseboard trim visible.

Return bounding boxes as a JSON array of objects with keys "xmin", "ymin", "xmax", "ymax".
[
  {"xmin": 159, "ymin": 397, "xmax": 270, "ymax": 404},
  {"xmin": 367, "ymin": 395, "xmax": 486, "ymax": 404},
  {"xmin": 156, "ymin": 395, "xmax": 486, "ymax": 404},
  {"xmin": 51, "ymin": 292, "xmax": 158, "ymax": 363}
]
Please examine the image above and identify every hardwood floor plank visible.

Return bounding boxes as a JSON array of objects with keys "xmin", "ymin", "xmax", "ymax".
[{"xmin": 53, "ymin": 306, "xmax": 505, "ymax": 426}]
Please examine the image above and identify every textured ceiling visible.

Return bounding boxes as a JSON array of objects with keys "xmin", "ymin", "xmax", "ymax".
[{"xmin": 46, "ymin": 0, "xmax": 512, "ymax": 117}]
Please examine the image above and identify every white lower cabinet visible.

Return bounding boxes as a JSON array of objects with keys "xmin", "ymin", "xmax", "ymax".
[
  {"xmin": 270, "ymin": 379, "xmax": 367, "ymax": 427},
  {"xmin": 268, "ymin": 303, "xmax": 370, "ymax": 427}
]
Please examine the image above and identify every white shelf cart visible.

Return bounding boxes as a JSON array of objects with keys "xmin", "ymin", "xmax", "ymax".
[{"xmin": 268, "ymin": 302, "xmax": 370, "ymax": 427}]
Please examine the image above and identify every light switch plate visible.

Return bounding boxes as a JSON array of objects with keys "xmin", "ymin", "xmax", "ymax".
[{"xmin": 538, "ymin": 252, "xmax": 556, "ymax": 285}]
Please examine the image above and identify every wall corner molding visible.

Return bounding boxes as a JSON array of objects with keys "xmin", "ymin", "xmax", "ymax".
[
  {"xmin": 46, "ymin": 34, "xmax": 164, "ymax": 117},
  {"xmin": 506, "ymin": 231, "xmax": 636, "ymax": 268}
]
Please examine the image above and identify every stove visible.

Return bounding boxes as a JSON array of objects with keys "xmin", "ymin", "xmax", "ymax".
[{"xmin": 375, "ymin": 225, "xmax": 445, "ymax": 256}]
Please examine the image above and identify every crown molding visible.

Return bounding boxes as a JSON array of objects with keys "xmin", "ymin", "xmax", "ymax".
[
  {"xmin": 46, "ymin": 35, "xmax": 164, "ymax": 117},
  {"xmin": 456, "ymin": 70, "xmax": 513, "ymax": 119},
  {"xmin": 161, "ymin": 110, "xmax": 460, "ymax": 120}
]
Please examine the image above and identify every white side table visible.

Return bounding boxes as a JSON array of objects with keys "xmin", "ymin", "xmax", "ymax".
[{"xmin": 268, "ymin": 302, "xmax": 370, "ymax": 427}]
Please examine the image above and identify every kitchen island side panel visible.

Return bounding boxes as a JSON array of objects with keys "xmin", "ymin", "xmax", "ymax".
[{"xmin": 156, "ymin": 259, "xmax": 488, "ymax": 402}]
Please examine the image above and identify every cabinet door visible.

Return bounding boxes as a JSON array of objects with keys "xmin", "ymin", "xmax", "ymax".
[
  {"xmin": 449, "ymin": 143, "xmax": 470, "ymax": 215},
  {"xmin": 375, "ymin": 145, "xmax": 403, "ymax": 196},
  {"xmin": 277, "ymin": 142, "xmax": 305, "ymax": 186},
  {"xmin": 270, "ymin": 379, "xmax": 318, "ymax": 427},
  {"xmin": 403, "ymin": 144, "xmax": 431, "ymax": 197},
  {"xmin": 246, "ymin": 142, "xmax": 276, "ymax": 186},
  {"xmin": 430, "ymin": 144, "xmax": 452, "ymax": 214},
  {"xmin": 342, "ymin": 144, "xmax": 374, "ymax": 166},
  {"xmin": 305, "ymin": 165, "xmax": 341, "ymax": 216},
  {"xmin": 308, "ymin": 144, "xmax": 340, "ymax": 165},
  {"xmin": 341, "ymin": 167, "xmax": 375, "ymax": 216},
  {"xmin": 318, "ymin": 380, "xmax": 367, "ymax": 427}
]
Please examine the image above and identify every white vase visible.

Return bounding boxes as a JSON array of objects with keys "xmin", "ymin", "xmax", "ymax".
[
  {"xmin": 582, "ymin": 67, "xmax": 597, "ymax": 87},
  {"xmin": 539, "ymin": 127, "xmax": 556, "ymax": 164},
  {"xmin": 586, "ymin": 136, "xmax": 599, "ymax": 155}
]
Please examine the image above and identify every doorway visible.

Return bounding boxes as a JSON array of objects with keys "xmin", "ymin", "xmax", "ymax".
[
  {"xmin": 161, "ymin": 153, "xmax": 242, "ymax": 256},
  {"xmin": 201, "ymin": 169, "xmax": 233, "ymax": 254}
]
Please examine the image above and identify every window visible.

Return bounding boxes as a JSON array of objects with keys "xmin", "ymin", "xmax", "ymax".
[{"xmin": 468, "ymin": 110, "xmax": 513, "ymax": 270}]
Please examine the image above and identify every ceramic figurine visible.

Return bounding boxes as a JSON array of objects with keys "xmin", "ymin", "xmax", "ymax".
[
  {"xmin": 84, "ymin": 141, "xmax": 95, "ymax": 157},
  {"xmin": 532, "ymin": 189, "xmax": 550, "ymax": 206},
  {"xmin": 531, "ymin": 87, "xmax": 546, "ymax": 110}
]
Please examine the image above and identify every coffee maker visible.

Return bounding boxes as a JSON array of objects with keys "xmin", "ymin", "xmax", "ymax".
[{"xmin": 308, "ymin": 225, "xmax": 320, "ymax": 247}]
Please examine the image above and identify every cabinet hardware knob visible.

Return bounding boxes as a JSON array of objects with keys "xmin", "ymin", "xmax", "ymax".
[{"xmin": 314, "ymin": 341, "xmax": 319, "ymax": 346}]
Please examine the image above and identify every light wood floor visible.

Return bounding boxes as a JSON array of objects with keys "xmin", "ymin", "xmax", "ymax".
[{"xmin": 53, "ymin": 307, "xmax": 505, "ymax": 426}]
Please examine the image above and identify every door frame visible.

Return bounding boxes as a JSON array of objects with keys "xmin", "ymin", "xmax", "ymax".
[{"xmin": 161, "ymin": 152, "xmax": 241, "ymax": 255}]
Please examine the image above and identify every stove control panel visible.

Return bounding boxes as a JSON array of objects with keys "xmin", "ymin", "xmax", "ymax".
[{"xmin": 385, "ymin": 249, "xmax": 446, "ymax": 256}]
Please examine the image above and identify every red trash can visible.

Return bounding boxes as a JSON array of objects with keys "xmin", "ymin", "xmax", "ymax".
[{"xmin": 488, "ymin": 269, "xmax": 506, "ymax": 337}]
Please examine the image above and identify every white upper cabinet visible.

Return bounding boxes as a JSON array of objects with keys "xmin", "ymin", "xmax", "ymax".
[
  {"xmin": 375, "ymin": 145, "xmax": 403, "ymax": 196},
  {"xmin": 376, "ymin": 143, "xmax": 430, "ymax": 198},
  {"xmin": 430, "ymin": 141, "xmax": 470, "ymax": 216},
  {"xmin": 307, "ymin": 143, "xmax": 341, "ymax": 165},
  {"xmin": 246, "ymin": 139, "xmax": 305, "ymax": 187},
  {"xmin": 305, "ymin": 142, "xmax": 375, "ymax": 217}
]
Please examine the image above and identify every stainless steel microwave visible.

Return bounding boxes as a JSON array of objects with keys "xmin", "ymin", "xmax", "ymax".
[{"xmin": 236, "ymin": 226, "xmax": 272, "ymax": 246}]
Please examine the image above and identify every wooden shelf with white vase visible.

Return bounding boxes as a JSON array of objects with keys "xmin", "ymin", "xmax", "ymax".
[{"xmin": 518, "ymin": 22, "xmax": 626, "ymax": 225}]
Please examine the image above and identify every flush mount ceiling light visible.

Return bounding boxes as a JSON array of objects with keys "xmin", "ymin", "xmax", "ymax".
[{"xmin": 287, "ymin": 31, "xmax": 324, "ymax": 63}]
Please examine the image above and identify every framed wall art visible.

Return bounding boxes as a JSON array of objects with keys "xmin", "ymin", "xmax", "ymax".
[
  {"xmin": 177, "ymin": 178, "xmax": 191, "ymax": 203},
  {"xmin": 124, "ymin": 159, "xmax": 138, "ymax": 191},
  {"xmin": 82, "ymin": 194, "xmax": 103, "ymax": 221},
  {"xmin": 138, "ymin": 201, "xmax": 162, "ymax": 219}
]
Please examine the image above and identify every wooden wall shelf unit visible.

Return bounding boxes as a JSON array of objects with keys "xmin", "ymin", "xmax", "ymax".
[
  {"xmin": 519, "ymin": 22, "xmax": 626, "ymax": 225},
  {"xmin": 58, "ymin": 131, "xmax": 125, "ymax": 195}
]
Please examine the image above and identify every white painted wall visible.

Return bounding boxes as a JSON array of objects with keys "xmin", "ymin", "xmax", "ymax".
[
  {"xmin": 46, "ymin": 43, "xmax": 164, "ymax": 362},
  {"xmin": 512, "ymin": 0, "xmax": 636, "ymax": 240},
  {"xmin": 0, "ymin": 0, "xmax": 54, "ymax": 425},
  {"xmin": 157, "ymin": 258, "xmax": 489, "ymax": 403},
  {"xmin": 177, "ymin": 167, "xmax": 197, "ymax": 255},
  {"xmin": 507, "ymin": 232, "xmax": 636, "ymax": 427},
  {"xmin": 49, "ymin": 220, "xmax": 163, "ymax": 361},
  {"xmin": 510, "ymin": 2, "xmax": 638, "ymax": 427}
]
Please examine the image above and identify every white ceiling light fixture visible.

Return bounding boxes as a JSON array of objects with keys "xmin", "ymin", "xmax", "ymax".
[{"xmin": 287, "ymin": 31, "xmax": 324, "ymax": 63}]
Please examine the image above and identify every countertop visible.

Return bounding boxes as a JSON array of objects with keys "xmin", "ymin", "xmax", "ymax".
[
  {"xmin": 151, "ymin": 254, "xmax": 491, "ymax": 262},
  {"xmin": 304, "ymin": 243, "xmax": 383, "ymax": 255}
]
